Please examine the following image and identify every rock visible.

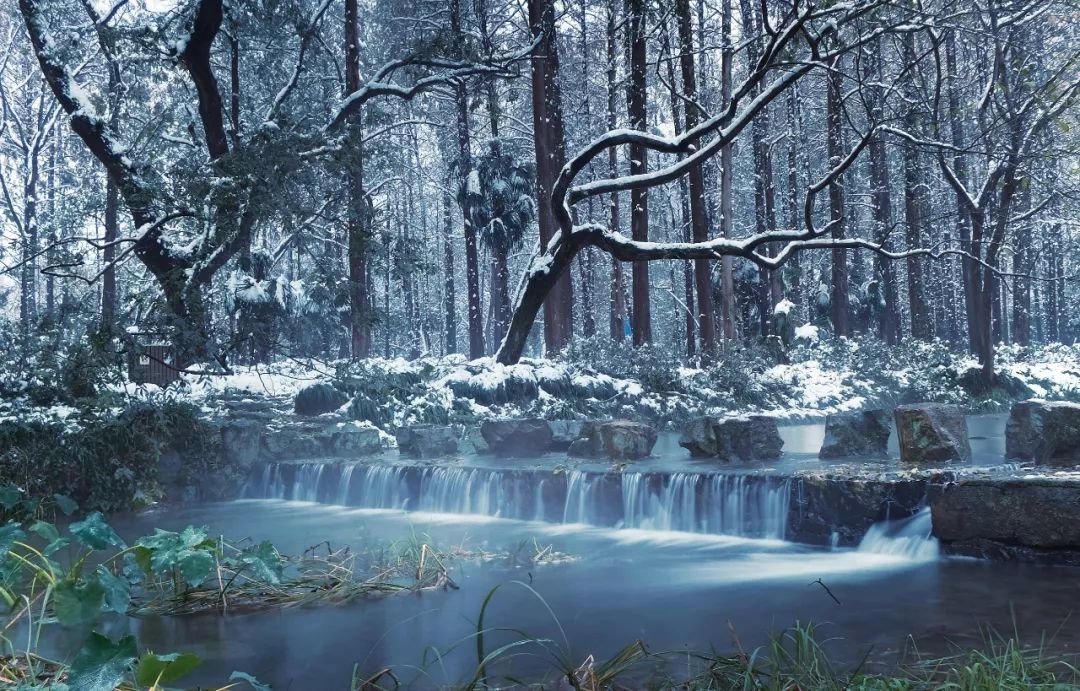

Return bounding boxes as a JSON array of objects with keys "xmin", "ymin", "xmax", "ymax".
[
  {"xmin": 929, "ymin": 478, "xmax": 1080, "ymax": 565},
  {"xmin": 294, "ymin": 382, "xmax": 348, "ymax": 416},
  {"xmin": 462, "ymin": 426, "xmax": 490, "ymax": 454},
  {"xmin": 894, "ymin": 404, "xmax": 970, "ymax": 464},
  {"xmin": 679, "ymin": 415, "xmax": 783, "ymax": 461},
  {"xmin": 322, "ymin": 423, "xmax": 383, "ymax": 457},
  {"xmin": 568, "ymin": 421, "xmax": 657, "ymax": 460},
  {"xmin": 819, "ymin": 409, "xmax": 891, "ymax": 459},
  {"xmin": 263, "ymin": 424, "xmax": 322, "ymax": 460},
  {"xmin": 480, "ymin": 419, "xmax": 554, "ymax": 456},
  {"xmin": 548, "ymin": 420, "xmax": 586, "ymax": 451},
  {"xmin": 1005, "ymin": 400, "xmax": 1080, "ymax": 466},
  {"xmin": 788, "ymin": 475, "xmax": 929, "ymax": 547},
  {"xmin": 396, "ymin": 425, "xmax": 459, "ymax": 458},
  {"xmin": 220, "ymin": 418, "xmax": 264, "ymax": 467}
]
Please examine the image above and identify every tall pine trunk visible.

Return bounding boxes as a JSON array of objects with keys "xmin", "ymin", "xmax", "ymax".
[
  {"xmin": 345, "ymin": 0, "xmax": 370, "ymax": 359},
  {"xmin": 826, "ymin": 57, "xmax": 850, "ymax": 337},
  {"xmin": 529, "ymin": 0, "xmax": 573, "ymax": 353},
  {"xmin": 605, "ymin": 0, "xmax": 627, "ymax": 343},
  {"xmin": 676, "ymin": 0, "xmax": 715, "ymax": 356},
  {"xmin": 626, "ymin": 0, "xmax": 651, "ymax": 346}
]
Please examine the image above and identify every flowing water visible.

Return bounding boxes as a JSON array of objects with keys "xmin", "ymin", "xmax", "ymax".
[{"xmin": 79, "ymin": 414, "xmax": 1080, "ymax": 687}]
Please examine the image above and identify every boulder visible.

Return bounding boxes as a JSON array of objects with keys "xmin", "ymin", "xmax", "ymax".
[
  {"xmin": 294, "ymin": 382, "xmax": 348, "ymax": 416},
  {"xmin": 894, "ymin": 404, "xmax": 970, "ymax": 464},
  {"xmin": 819, "ymin": 409, "xmax": 891, "ymax": 459},
  {"xmin": 263, "ymin": 423, "xmax": 322, "ymax": 460},
  {"xmin": 396, "ymin": 424, "xmax": 459, "ymax": 458},
  {"xmin": 322, "ymin": 423, "xmax": 383, "ymax": 457},
  {"xmin": 220, "ymin": 418, "xmax": 264, "ymax": 467},
  {"xmin": 679, "ymin": 415, "xmax": 783, "ymax": 461},
  {"xmin": 1005, "ymin": 400, "xmax": 1080, "ymax": 466},
  {"xmin": 568, "ymin": 421, "xmax": 657, "ymax": 460},
  {"xmin": 480, "ymin": 419, "xmax": 553, "ymax": 456},
  {"xmin": 929, "ymin": 478, "xmax": 1080, "ymax": 565},
  {"xmin": 548, "ymin": 420, "xmax": 586, "ymax": 451}
]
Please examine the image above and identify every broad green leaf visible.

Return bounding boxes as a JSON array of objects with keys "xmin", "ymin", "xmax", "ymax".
[
  {"xmin": 53, "ymin": 579, "xmax": 106, "ymax": 627},
  {"xmin": 136, "ymin": 526, "xmax": 216, "ymax": 587},
  {"xmin": 0, "ymin": 522, "xmax": 26, "ymax": 554},
  {"xmin": 53, "ymin": 493, "xmax": 79, "ymax": 516},
  {"xmin": 30, "ymin": 520, "xmax": 61, "ymax": 543},
  {"xmin": 135, "ymin": 651, "xmax": 202, "ymax": 686},
  {"xmin": 229, "ymin": 670, "xmax": 273, "ymax": 691},
  {"xmin": 177, "ymin": 549, "xmax": 215, "ymax": 587},
  {"xmin": 0, "ymin": 485, "xmax": 22, "ymax": 510},
  {"xmin": 69, "ymin": 512, "xmax": 126, "ymax": 551},
  {"xmin": 66, "ymin": 632, "xmax": 137, "ymax": 691},
  {"xmin": 95, "ymin": 566, "xmax": 130, "ymax": 614},
  {"xmin": 131, "ymin": 544, "xmax": 153, "ymax": 576},
  {"xmin": 238, "ymin": 541, "xmax": 282, "ymax": 584}
]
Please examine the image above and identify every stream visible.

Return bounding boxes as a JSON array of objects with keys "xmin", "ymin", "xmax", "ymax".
[{"xmin": 67, "ymin": 415, "xmax": 1080, "ymax": 687}]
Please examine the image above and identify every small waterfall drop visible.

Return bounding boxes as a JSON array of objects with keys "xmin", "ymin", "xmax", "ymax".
[
  {"xmin": 244, "ymin": 461, "xmax": 792, "ymax": 540},
  {"xmin": 857, "ymin": 506, "xmax": 939, "ymax": 561}
]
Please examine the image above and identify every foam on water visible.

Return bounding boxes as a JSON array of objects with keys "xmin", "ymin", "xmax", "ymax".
[{"xmin": 856, "ymin": 506, "xmax": 939, "ymax": 562}]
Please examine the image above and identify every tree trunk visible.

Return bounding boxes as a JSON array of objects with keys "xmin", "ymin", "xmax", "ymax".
[
  {"xmin": 826, "ymin": 57, "xmax": 849, "ymax": 337},
  {"xmin": 901, "ymin": 32, "xmax": 930, "ymax": 342},
  {"xmin": 866, "ymin": 40, "xmax": 901, "ymax": 344},
  {"xmin": 19, "ymin": 156, "xmax": 39, "ymax": 334},
  {"xmin": 741, "ymin": 0, "xmax": 778, "ymax": 337},
  {"xmin": 443, "ymin": 189, "xmax": 457, "ymax": 354},
  {"xmin": 1011, "ymin": 182, "xmax": 1031, "ymax": 346},
  {"xmin": 676, "ymin": 0, "xmax": 715, "ymax": 356},
  {"xmin": 606, "ymin": 0, "xmax": 627, "ymax": 342},
  {"xmin": 626, "ymin": 0, "xmax": 651, "ymax": 346},
  {"xmin": 529, "ymin": 0, "xmax": 573, "ymax": 354},
  {"xmin": 345, "ymin": 0, "xmax": 370, "ymax": 359},
  {"xmin": 479, "ymin": 0, "xmax": 511, "ymax": 346},
  {"xmin": 452, "ymin": 0, "xmax": 485, "ymax": 359},
  {"xmin": 718, "ymin": 0, "xmax": 736, "ymax": 341}
]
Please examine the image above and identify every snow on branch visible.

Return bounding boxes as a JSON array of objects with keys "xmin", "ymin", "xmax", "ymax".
[{"xmin": 324, "ymin": 37, "xmax": 538, "ymax": 132}]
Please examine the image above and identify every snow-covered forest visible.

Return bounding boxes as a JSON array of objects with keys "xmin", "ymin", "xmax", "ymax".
[
  {"xmin": 3, "ymin": 0, "xmax": 1080, "ymax": 688},
  {"xmin": 1, "ymin": 0, "xmax": 1076, "ymax": 385}
]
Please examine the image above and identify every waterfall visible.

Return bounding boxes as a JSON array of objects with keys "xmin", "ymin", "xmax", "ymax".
[
  {"xmin": 619, "ymin": 472, "xmax": 790, "ymax": 539},
  {"xmin": 245, "ymin": 461, "xmax": 792, "ymax": 540},
  {"xmin": 857, "ymin": 507, "xmax": 939, "ymax": 561}
]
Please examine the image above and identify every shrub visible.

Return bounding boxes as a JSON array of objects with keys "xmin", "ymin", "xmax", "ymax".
[{"xmin": 293, "ymin": 382, "xmax": 348, "ymax": 416}]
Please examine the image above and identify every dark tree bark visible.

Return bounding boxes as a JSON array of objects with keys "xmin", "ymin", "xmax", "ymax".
[
  {"xmin": 741, "ymin": 0, "xmax": 779, "ymax": 337},
  {"xmin": 345, "ymin": 0, "xmax": 371, "ymax": 359},
  {"xmin": 529, "ymin": 0, "xmax": 574, "ymax": 353},
  {"xmin": 866, "ymin": 40, "xmax": 901, "ymax": 344},
  {"xmin": 606, "ymin": 0, "xmax": 627, "ymax": 343},
  {"xmin": 451, "ymin": 0, "xmax": 485, "ymax": 359},
  {"xmin": 901, "ymin": 32, "xmax": 931, "ymax": 341},
  {"xmin": 826, "ymin": 56, "xmax": 850, "ymax": 337},
  {"xmin": 626, "ymin": 0, "xmax": 652, "ymax": 346},
  {"xmin": 718, "ymin": 0, "xmax": 736, "ymax": 340},
  {"xmin": 676, "ymin": 0, "xmax": 715, "ymax": 356},
  {"xmin": 663, "ymin": 26, "xmax": 695, "ymax": 356},
  {"xmin": 478, "ymin": 0, "xmax": 511, "ymax": 345},
  {"xmin": 443, "ymin": 189, "xmax": 458, "ymax": 354}
]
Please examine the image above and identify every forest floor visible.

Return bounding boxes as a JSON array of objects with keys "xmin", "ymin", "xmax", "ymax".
[{"xmin": 166, "ymin": 339, "xmax": 1080, "ymax": 430}]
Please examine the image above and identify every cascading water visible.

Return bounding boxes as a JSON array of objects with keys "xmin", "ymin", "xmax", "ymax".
[
  {"xmin": 857, "ymin": 506, "xmax": 939, "ymax": 561},
  {"xmin": 244, "ymin": 462, "xmax": 792, "ymax": 540}
]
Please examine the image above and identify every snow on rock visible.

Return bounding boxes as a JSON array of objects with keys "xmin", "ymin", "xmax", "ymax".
[
  {"xmin": 773, "ymin": 299, "xmax": 795, "ymax": 316},
  {"xmin": 794, "ymin": 323, "xmax": 819, "ymax": 342}
]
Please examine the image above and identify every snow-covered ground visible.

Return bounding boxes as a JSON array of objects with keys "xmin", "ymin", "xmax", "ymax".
[
  {"xmin": 6, "ymin": 341, "xmax": 1080, "ymax": 432},
  {"xmin": 157, "ymin": 341, "xmax": 1080, "ymax": 428}
]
